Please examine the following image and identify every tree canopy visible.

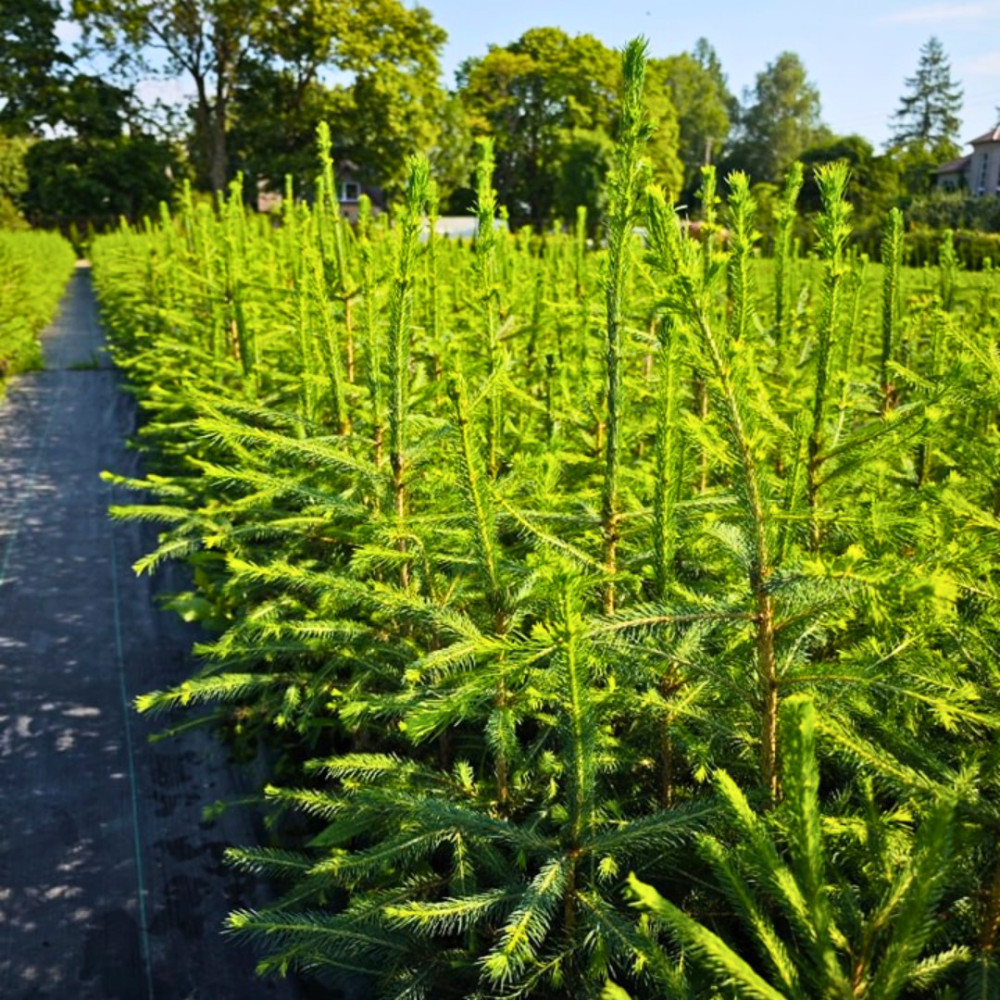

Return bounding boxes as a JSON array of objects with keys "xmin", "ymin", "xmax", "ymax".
[
  {"xmin": 648, "ymin": 50, "xmax": 731, "ymax": 198},
  {"xmin": 727, "ymin": 51, "xmax": 827, "ymax": 185},
  {"xmin": 73, "ymin": 0, "xmax": 447, "ymax": 193},
  {"xmin": 0, "ymin": 0, "xmax": 70, "ymax": 134},
  {"xmin": 0, "ymin": 6, "xmax": 986, "ymax": 231},
  {"xmin": 458, "ymin": 27, "xmax": 681, "ymax": 229}
]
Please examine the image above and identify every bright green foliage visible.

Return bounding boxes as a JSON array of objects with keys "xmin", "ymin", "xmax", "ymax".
[
  {"xmin": 881, "ymin": 206, "xmax": 905, "ymax": 407},
  {"xmin": 91, "ymin": 40, "xmax": 1000, "ymax": 1000},
  {"xmin": 458, "ymin": 27, "xmax": 620, "ymax": 228},
  {"xmin": 628, "ymin": 696, "xmax": 961, "ymax": 1000},
  {"xmin": 0, "ymin": 132, "xmax": 30, "ymax": 226},
  {"xmin": 0, "ymin": 230, "xmax": 75, "ymax": 381},
  {"xmin": 772, "ymin": 160, "xmax": 803, "ymax": 345}
]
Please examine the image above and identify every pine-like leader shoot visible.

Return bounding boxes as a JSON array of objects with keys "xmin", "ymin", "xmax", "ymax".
[
  {"xmin": 807, "ymin": 161, "xmax": 852, "ymax": 552},
  {"xmin": 307, "ymin": 235, "xmax": 350, "ymax": 435},
  {"xmin": 386, "ymin": 156, "xmax": 430, "ymax": 587},
  {"xmin": 448, "ymin": 371, "xmax": 510, "ymax": 805},
  {"xmin": 939, "ymin": 227, "xmax": 958, "ymax": 313},
  {"xmin": 773, "ymin": 162, "xmax": 804, "ymax": 347},
  {"xmin": 474, "ymin": 137, "xmax": 503, "ymax": 480},
  {"xmin": 601, "ymin": 36, "xmax": 652, "ymax": 615},
  {"xmin": 574, "ymin": 204, "xmax": 587, "ymax": 299},
  {"xmin": 574, "ymin": 205, "xmax": 592, "ymax": 418},
  {"xmin": 726, "ymin": 172, "xmax": 759, "ymax": 344},
  {"xmin": 221, "ymin": 175, "xmax": 255, "ymax": 381},
  {"xmin": 316, "ymin": 121, "xmax": 356, "ymax": 383},
  {"xmin": 425, "ymin": 178, "xmax": 443, "ymax": 400},
  {"xmin": 880, "ymin": 207, "xmax": 904, "ymax": 413},
  {"xmin": 357, "ymin": 194, "xmax": 382, "ymax": 461},
  {"xmin": 696, "ymin": 164, "xmax": 720, "ymax": 298},
  {"xmin": 693, "ymin": 165, "xmax": 719, "ymax": 491},
  {"xmin": 652, "ymin": 313, "xmax": 682, "ymax": 601}
]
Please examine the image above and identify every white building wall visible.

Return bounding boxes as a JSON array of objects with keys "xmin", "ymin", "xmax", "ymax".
[{"xmin": 971, "ymin": 142, "xmax": 1000, "ymax": 195}]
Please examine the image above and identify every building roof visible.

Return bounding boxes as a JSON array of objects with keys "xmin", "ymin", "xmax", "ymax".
[
  {"xmin": 934, "ymin": 154, "xmax": 972, "ymax": 174},
  {"xmin": 970, "ymin": 126, "xmax": 1000, "ymax": 145}
]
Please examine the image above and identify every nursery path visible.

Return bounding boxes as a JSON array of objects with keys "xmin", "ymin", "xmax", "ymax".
[{"xmin": 0, "ymin": 265, "xmax": 301, "ymax": 1000}]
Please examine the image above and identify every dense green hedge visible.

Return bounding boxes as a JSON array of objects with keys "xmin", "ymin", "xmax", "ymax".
[
  {"xmin": 904, "ymin": 226, "xmax": 1000, "ymax": 269},
  {"xmin": 0, "ymin": 230, "xmax": 76, "ymax": 381},
  {"xmin": 905, "ymin": 190, "xmax": 1000, "ymax": 231},
  {"xmin": 852, "ymin": 222, "xmax": 1000, "ymax": 269}
]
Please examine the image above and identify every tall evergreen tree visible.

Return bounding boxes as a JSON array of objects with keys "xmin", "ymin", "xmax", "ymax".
[{"xmin": 890, "ymin": 36, "xmax": 962, "ymax": 159}]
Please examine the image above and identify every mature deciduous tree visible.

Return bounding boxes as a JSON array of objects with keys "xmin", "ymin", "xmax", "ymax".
[
  {"xmin": 459, "ymin": 28, "xmax": 619, "ymax": 227},
  {"xmin": 72, "ymin": 0, "xmax": 258, "ymax": 192},
  {"xmin": 73, "ymin": 0, "xmax": 446, "ymax": 193},
  {"xmin": 458, "ymin": 27, "xmax": 681, "ymax": 227},
  {"xmin": 23, "ymin": 134, "xmax": 178, "ymax": 227},
  {"xmin": 727, "ymin": 51, "xmax": 826, "ymax": 185},
  {"xmin": 648, "ymin": 52, "xmax": 731, "ymax": 197},
  {"xmin": 693, "ymin": 36, "xmax": 737, "ymax": 118},
  {"xmin": 0, "ymin": 0, "xmax": 70, "ymax": 134},
  {"xmin": 798, "ymin": 133, "xmax": 900, "ymax": 230}
]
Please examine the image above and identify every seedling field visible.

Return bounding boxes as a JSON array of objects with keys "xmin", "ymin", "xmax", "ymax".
[{"xmin": 89, "ymin": 46, "xmax": 1000, "ymax": 1000}]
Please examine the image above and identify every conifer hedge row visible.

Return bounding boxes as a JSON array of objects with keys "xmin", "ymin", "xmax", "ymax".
[
  {"xmin": 92, "ymin": 41, "xmax": 1000, "ymax": 1000},
  {"xmin": 0, "ymin": 230, "xmax": 76, "ymax": 383}
]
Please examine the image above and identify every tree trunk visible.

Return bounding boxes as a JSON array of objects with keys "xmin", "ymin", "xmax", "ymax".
[
  {"xmin": 209, "ymin": 75, "xmax": 228, "ymax": 194},
  {"xmin": 209, "ymin": 112, "xmax": 227, "ymax": 194},
  {"xmin": 192, "ymin": 75, "xmax": 227, "ymax": 196}
]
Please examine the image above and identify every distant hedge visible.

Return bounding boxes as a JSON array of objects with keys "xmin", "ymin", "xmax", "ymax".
[
  {"xmin": 904, "ymin": 227, "xmax": 1000, "ymax": 269},
  {"xmin": 853, "ymin": 224, "xmax": 1000, "ymax": 270},
  {"xmin": 0, "ymin": 231, "xmax": 76, "ymax": 383}
]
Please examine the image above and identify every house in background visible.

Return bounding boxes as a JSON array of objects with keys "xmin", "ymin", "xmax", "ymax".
[
  {"xmin": 255, "ymin": 161, "xmax": 385, "ymax": 220},
  {"xmin": 334, "ymin": 161, "xmax": 384, "ymax": 223},
  {"xmin": 935, "ymin": 125, "xmax": 1000, "ymax": 194}
]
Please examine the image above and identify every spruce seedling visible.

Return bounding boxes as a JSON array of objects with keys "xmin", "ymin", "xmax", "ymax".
[
  {"xmin": 880, "ymin": 207, "xmax": 905, "ymax": 412},
  {"xmin": 773, "ymin": 162, "xmax": 804, "ymax": 348},
  {"xmin": 807, "ymin": 161, "xmax": 852, "ymax": 552},
  {"xmin": 602, "ymin": 35, "xmax": 651, "ymax": 614}
]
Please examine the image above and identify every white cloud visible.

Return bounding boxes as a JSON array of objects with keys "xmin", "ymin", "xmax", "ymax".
[
  {"xmin": 964, "ymin": 50, "xmax": 1000, "ymax": 74},
  {"xmin": 880, "ymin": 2, "xmax": 1000, "ymax": 23}
]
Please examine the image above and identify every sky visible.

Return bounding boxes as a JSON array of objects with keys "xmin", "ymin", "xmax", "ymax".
[
  {"xmin": 422, "ymin": 0, "xmax": 1000, "ymax": 149},
  {"xmin": 58, "ymin": 0, "xmax": 1000, "ymax": 151}
]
